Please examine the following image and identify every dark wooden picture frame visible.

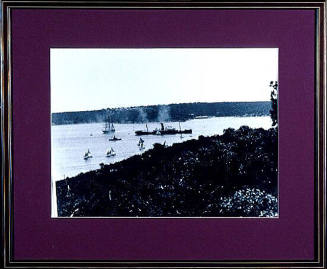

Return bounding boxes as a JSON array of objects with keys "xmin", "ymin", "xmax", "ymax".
[{"xmin": 1, "ymin": 0, "xmax": 326, "ymax": 268}]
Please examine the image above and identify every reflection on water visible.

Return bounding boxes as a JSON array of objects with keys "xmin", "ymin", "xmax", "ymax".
[{"xmin": 51, "ymin": 116, "xmax": 272, "ymax": 182}]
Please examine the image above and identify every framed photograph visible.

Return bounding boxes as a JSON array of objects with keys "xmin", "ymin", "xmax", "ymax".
[{"xmin": 1, "ymin": 0, "xmax": 326, "ymax": 268}]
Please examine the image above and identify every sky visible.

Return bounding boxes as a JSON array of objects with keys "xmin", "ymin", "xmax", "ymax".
[{"xmin": 50, "ymin": 48, "xmax": 278, "ymax": 113}]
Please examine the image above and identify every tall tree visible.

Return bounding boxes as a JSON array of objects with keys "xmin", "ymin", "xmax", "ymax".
[{"xmin": 269, "ymin": 81, "xmax": 278, "ymax": 127}]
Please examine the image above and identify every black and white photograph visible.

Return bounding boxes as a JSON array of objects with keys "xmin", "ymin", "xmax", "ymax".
[{"xmin": 51, "ymin": 48, "xmax": 278, "ymax": 218}]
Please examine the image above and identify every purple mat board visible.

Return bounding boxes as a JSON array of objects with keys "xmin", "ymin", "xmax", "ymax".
[{"xmin": 11, "ymin": 9, "xmax": 315, "ymax": 260}]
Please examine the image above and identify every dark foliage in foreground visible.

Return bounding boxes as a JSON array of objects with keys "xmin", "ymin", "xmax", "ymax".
[{"xmin": 56, "ymin": 126, "xmax": 278, "ymax": 217}]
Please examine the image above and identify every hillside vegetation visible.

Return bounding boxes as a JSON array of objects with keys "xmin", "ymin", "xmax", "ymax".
[
  {"xmin": 52, "ymin": 101, "xmax": 270, "ymax": 125},
  {"xmin": 56, "ymin": 126, "xmax": 278, "ymax": 217}
]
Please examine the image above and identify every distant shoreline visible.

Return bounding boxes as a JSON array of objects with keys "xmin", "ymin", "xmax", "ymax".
[
  {"xmin": 52, "ymin": 101, "xmax": 270, "ymax": 126},
  {"xmin": 51, "ymin": 114, "xmax": 270, "ymax": 127}
]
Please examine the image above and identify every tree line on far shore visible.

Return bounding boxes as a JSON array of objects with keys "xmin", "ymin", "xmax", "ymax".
[{"xmin": 52, "ymin": 101, "xmax": 271, "ymax": 125}]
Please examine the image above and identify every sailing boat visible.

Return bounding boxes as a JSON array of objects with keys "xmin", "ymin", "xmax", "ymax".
[
  {"xmin": 102, "ymin": 113, "xmax": 115, "ymax": 134},
  {"xmin": 83, "ymin": 149, "xmax": 93, "ymax": 160},
  {"xmin": 106, "ymin": 147, "xmax": 116, "ymax": 157},
  {"xmin": 138, "ymin": 137, "xmax": 145, "ymax": 150}
]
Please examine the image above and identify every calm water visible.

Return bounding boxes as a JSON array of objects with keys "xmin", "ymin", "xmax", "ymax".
[{"xmin": 51, "ymin": 116, "xmax": 272, "ymax": 182}]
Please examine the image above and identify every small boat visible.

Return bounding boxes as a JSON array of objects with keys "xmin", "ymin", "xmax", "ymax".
[
  {"xmin": 83, "ymin": 149, "xmax": 93, "ymax": 160},
  {"xmin": 106, "ymin": 147, "xmax": 116, "ymax": 157},
  {"xmin": 138, "ymin": 138, "xmax": 145, "ymax": 150},
  {"xmin": 108, "ymin": 135, "xmax": 121, "ymax": 141}
]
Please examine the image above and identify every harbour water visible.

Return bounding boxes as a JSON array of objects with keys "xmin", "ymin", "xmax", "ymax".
[{"xmin": 51, "ymin": 116, "xmax": 272, "ymax": 182}]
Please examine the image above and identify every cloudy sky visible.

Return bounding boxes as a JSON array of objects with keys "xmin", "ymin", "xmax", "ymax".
[{"xmin": 50, "ymin": 48, "xmax": 278, "ymax": 113}]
